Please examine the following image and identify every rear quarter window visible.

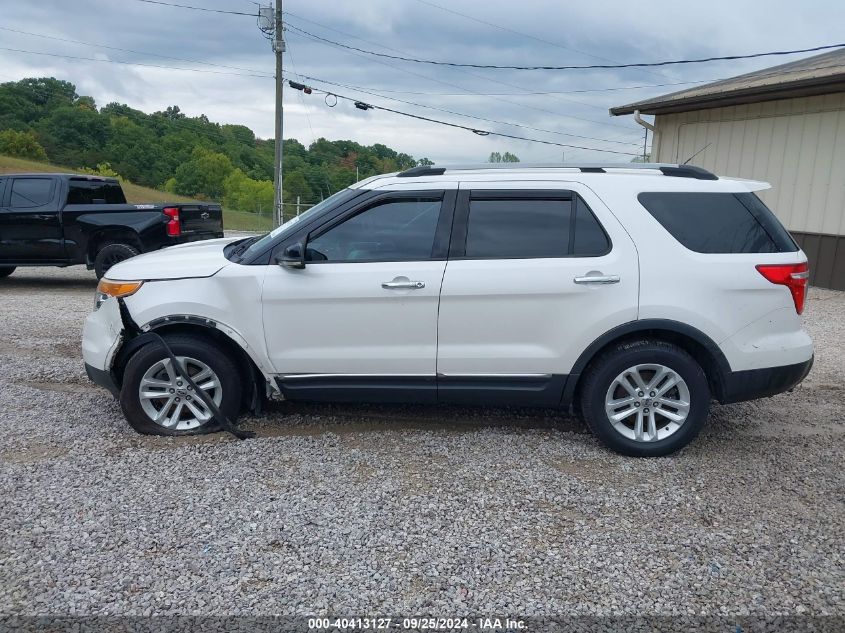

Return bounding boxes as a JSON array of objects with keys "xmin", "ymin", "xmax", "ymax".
[
  {"xmin": 637, "ymin": 192, "xmax": 798, "ymax": 254},
  {"xmin": 67, "ymin": 180, "xmax": 127, "ymax": 204}
]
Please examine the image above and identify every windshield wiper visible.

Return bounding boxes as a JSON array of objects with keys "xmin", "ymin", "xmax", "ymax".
[{"xmin": 231, "ymin": 235, "xmax": 262, "ymax": 260}]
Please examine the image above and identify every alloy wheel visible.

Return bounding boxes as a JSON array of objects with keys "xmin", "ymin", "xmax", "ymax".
[
  {"xmin": 137, "ymin": 356, "xmax": 222, "ymax": 431},
  {"xmin": 604, "ymin": 363, "xmax": 691, "ymax": 442}
]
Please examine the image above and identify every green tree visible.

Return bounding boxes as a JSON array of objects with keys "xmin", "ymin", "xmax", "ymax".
[
  {"xmin": 173, "ymin": 147, "xmax": 234, "ymax": 199},
  {"xmin": 102, "ymin": 116, "xmax": 165, "ymax": 185},
  {"xmin": 222, "ymin": 168, "xmax": 274, "ymax": 214},
  {"xmin": 283, "ymin": 170, "xmax": 313, "ymax": 204},
  {"xmin": 0, "ymin": 76, "xmax": 430, "ymax": 200},
  {"xmin": 79, "ymin": 162, "xmax": 120, "ymax": 178},
  {"xmin": 36, "ymin": 106, "xmax": 109, "ymax": 167},
  {"xmin": 489, "ymin": 151, "xmax": 520, "ymax": 163},
  {"xmin": 0, "ymin": 129, "xmax": 48, "ymax": 161}
]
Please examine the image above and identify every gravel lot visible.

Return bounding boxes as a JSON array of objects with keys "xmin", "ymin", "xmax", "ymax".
[{"xmin": 0, "ymin": 265, "xmax": 843, "ymax": 619}]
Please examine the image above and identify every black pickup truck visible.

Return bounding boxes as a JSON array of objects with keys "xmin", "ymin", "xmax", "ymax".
[{"xmin": 0, "ymin": 173, "xmax": 224, "ymax": 278}]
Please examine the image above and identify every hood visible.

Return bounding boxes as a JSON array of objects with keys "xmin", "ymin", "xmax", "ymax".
[{"xmin": 105, "ymin": 237, "xmax": 239, "ymax": 281}]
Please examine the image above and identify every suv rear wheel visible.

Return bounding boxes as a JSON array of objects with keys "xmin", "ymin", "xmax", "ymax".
[
  {"xmin": 119, "ymin": 334, "xmax": 243, "ymax": 436},
  {"xmin": 579, "ymin": 340, "xmax": 710, "ymax": 457}
]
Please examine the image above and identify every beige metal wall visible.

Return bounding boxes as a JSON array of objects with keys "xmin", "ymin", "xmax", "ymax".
[{"xmin": 652, "ymin": 93, "xmax": 845, "ymax": 236}]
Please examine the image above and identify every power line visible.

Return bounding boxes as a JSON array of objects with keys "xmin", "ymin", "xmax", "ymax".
[
  {"xmin": 0, "ymin": 24, "xmax": 709, "ymax": 99},
  {"xmin": 0, "ymin": 26, "xmax": 272, "ymax": 75},
  {"xmin": 0, "ymin": 46, "xmax": 272, "ymax": 78},
  {"xmin": 287, "ymin": 81, "xmax": 639, "ymax": 156},
  {"xmin": 130, "ymin": 0, "xmax": 255, "ymax": 16},
  {"xmin": 323, "ymin": 79, "xmax": 714, "ymax": 97},
  {"xmin": 284, "ymin": 28, "xmax": 635, "ymax": 132},
  {"xmin": 286, "ymin": 42, "xmax": 336, "ymax": 200},
  {"xmin": 410, "ymin": 0, "xmax": 650, "ymax": 69},
  {"xmin": 284, "ymin": 25, "xmax": 845, "ymax": 71},
  {"xmin": 292, "ymin": 73, "xmax": 641, "ymax": 148},
  {"xmin": 409, "ymin": 0, "xmax": 674, "ymax": 84},
  {"xmin": 283, "ymin": 11, "xmax": 606, "ymax": 116},
  {"xmin": 13, "ymin": 19, "xmax": 830, "ymax": 101},
  {"xmin": 298, "ymin": 61, "xmax": 845, "ymax": 102}
]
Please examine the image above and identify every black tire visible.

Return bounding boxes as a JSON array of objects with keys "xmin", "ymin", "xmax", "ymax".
[
  {"xmin": 0, "ymin": 266, "xmax": 15, "ymax": 278},
  {"xmin": 579, "ymin": 339, "xmax": 710, "ymax": 457},
  {"xmin": 94, "ymin": 242, "xmax": 140, "ymax": 279},
  {"xmin": 119, "ymin": 334, "xmax": 243, "ymax": 436}
]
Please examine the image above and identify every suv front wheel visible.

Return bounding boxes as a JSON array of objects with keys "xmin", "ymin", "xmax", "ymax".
[
  {"xmin": 119, "ymin": 334, "xmax": 243, "ymax": 436},
  {"xmin": 580, "ymin": 340, "xmax": 710, "ymax": 457}
]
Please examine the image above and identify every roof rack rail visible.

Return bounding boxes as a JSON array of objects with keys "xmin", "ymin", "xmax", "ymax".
[
  {"xmin": 395, "ymin": 163, "xmax": 717, "ymax": 180},
  {"xmin": 396, "ymin": 166, "xmax": 447, "ymax": 177}
]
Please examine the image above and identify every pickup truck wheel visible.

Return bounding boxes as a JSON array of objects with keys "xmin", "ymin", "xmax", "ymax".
[
  {"xmin": 0, "ymin": 266, "xmax": 15, "ymax": 278},
  {"xmin": 119, "ymin": 335, "xmax": 243, "ymax": 436},
  {"xmin": 579, "ymin": 340, "xmax": 710, "ymax": 457},
  {"xmin": 94, "ymin": 243, "xmax": 139, "ymax": 279}
]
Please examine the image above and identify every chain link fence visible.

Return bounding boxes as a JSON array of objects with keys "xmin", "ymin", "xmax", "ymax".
[{"xmin": 222, "ymin": 202, "xmax": 315, "ymax": 234}]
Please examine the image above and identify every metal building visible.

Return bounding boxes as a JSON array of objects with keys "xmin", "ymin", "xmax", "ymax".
[{"xmin": 611, "ymin": 49, "xmax": 845, "ymax": 290}]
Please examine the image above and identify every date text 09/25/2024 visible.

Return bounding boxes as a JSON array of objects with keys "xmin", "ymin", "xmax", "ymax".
[{"xmin": 308, "ymin": 617, "xmax": 527, "ymax": 630}]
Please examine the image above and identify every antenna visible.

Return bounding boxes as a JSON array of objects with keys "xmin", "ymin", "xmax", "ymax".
[{"xmin": 682, "ymin": 142, "xmax": 712, "ymax": 165}]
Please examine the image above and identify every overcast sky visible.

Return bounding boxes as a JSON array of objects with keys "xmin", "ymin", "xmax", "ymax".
[{"xmin": 1, "ymin": 0, "xmax": 844, "ymax": 165}]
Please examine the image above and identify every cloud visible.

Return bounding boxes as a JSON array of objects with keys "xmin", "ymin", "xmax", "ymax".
[{"xmin": 1, "ymin": 0, "xmax": 843, "ymax": 164}]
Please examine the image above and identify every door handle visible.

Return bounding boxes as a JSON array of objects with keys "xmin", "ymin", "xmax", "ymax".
[
  {"xmin": 573, "ymin": 274, "xmax": 620, "ymax": 285},
  {"xmin": 382, "ymin": 280, "xmax": 425, "ymax": 289}
]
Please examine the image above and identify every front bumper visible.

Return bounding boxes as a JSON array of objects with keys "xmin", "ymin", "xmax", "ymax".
[
  {"xmin": 85, "ymin": 362, "xmax": 119, "ymax": 397},
  {"xmin": 82, "ymin": 297, "xmax": 124, "ymax": 394},
  {"xmin": 719, "ymin": 355, "xmax": 814, "ymax": 404}
]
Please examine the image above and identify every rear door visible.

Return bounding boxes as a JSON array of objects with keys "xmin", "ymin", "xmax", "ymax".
[
  {"xmin": 436, "ymin": 181, "xmax": 639, "ymax": 405},
  {"xmin": 0, "ymin": 175, "xmax": 65, "ymax": 262}
]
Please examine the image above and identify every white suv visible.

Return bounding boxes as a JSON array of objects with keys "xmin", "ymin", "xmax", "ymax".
[{"xmin": 82, "ymin": 164, "xmax": 813, "ymax": 456}]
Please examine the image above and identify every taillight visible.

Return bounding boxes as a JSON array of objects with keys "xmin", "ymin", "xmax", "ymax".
[
  {"xmin": 756, "ymin": 262, "xmax": 809, "ymax": 314},
  {"xmin": 163, "ymin": 207, "xmax": 181, "ymax": 237}
]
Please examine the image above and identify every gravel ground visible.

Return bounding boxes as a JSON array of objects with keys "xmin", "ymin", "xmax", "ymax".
[{"xmin": 0, "ymin": 265, "xmax": 843, "ymax": 619}]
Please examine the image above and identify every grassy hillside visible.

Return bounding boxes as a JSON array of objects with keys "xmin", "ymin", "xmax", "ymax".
[{"xmin": 0, "ymin": 155, "xmax": 271, "ymax": 232}]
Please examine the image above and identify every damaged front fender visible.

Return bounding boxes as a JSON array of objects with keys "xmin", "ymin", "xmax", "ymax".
[{"xmin": 81, "ymin": 297, "xmax": 126, "ymax": 397}]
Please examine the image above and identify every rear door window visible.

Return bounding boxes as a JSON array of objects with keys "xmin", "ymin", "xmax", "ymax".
[
  {"xmin": 465, "ymin": 198, "xmax": 571, "ymax": 258},
  {"xmin": 10, "ymin": 178, "xmax": 54, "ymax": 209},
  {"xmin": 638, "ymin": 192, "xmax": 797, "ymax": 254},
  {"xmin": 461, "ymin": 192, "xmax": 609, "ymax": 259}
]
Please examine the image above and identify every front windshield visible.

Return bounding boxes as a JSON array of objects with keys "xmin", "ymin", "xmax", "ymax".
[{"xmin": 237, "ymin": 188, "xmax": 357, "ymax": 261}]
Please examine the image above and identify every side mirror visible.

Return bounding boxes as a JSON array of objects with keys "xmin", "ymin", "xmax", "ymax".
[{"xmin": 276, "ymin": 242, "xmax": 305, "ymax": 269}]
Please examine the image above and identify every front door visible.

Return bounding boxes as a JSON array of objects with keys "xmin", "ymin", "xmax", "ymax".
[
  {"xmin": 436, "ymin": 183, "xmax": 639, "ymax": 406},
  {"xmin": 0, "ymin": 176, "xmax": 64, "ymax": 262},
  {"xmin": 261, "ymin": 190, "xmax": 455, "ymax": 403}
]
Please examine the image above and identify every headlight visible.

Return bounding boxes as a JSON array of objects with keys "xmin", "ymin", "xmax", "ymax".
[{"xmin": 95, "ymin": 279, "xmax": 143, "ymax": 309}]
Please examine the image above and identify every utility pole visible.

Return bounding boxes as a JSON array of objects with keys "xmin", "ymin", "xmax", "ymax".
[
  {"xmin": 272, "ymin": 0, "xmax": 285, "ymax": 227},
  {"xmin": 642, "ymin": 128, "xmax": 648, "ymax": 162}
]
